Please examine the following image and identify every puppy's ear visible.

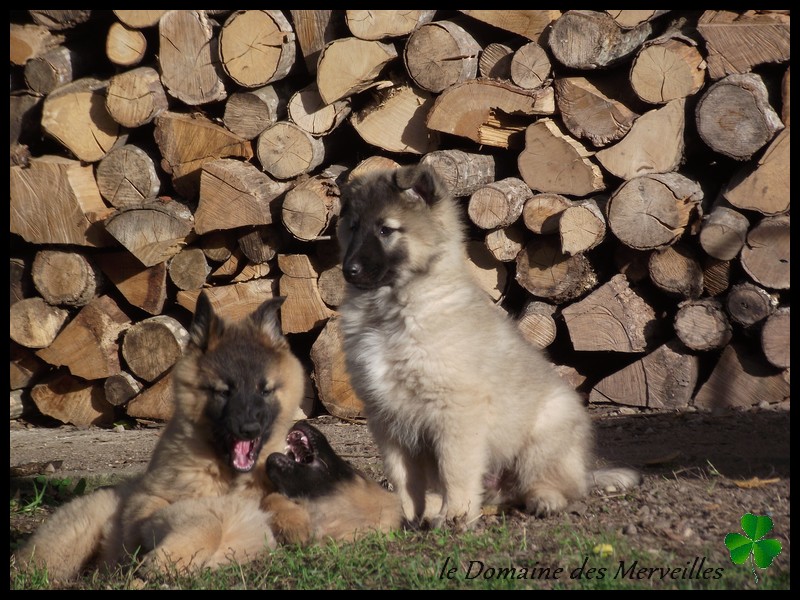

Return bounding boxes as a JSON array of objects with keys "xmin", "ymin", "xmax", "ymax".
[
  {"xmin": 250, "ymin": 296, "xmax": 289, "ymax": 348},
  {"xmin": 393, "ymin": 164, "xmax": 447, "ymax": 206},
  {"xmin": 189, "ymin": 291, "xmax": 224, "ymax": 350}
]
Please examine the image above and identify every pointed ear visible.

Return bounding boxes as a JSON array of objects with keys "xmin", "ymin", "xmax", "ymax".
[
  {"xmin": 393, "ymin": 164, "xmax": 447, "ymax": 206},
  {"xmin": 250, "ymin": 296, "xmax": 288, "ymax": 347},
  {"xmin": 189, "ymin": 291, "xmax": 224, "ymax": 350}
]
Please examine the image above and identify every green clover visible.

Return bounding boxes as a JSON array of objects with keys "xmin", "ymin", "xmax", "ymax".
[{"xmin": 724, "ymin": 513, "xmax": 782, "ymax": 583}]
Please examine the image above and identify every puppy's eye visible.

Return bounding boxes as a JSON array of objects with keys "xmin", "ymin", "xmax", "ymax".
[{"xmin": 379, "ymin": 225, "xmax": 397, "ymax": 237}]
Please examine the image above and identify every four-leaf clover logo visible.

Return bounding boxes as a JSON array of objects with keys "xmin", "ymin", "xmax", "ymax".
[{"xmin": 724, "ymin": 513, "xmax": 782, "ymax": 583}]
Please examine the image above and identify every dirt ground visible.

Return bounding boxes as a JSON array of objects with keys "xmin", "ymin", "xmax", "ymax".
[{"xmin": 9, "ymin": 403, "xmax": 791, "ymax": 585}]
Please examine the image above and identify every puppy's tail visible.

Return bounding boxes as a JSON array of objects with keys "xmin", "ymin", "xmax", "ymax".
[{"xmin": 589, "ymin": 467, "xmax": 642, "ymax": 491}]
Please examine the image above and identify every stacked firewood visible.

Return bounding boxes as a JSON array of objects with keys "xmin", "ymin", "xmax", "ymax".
[{"xmin": 10, "ymin": 10, "xmax": 790, "ymax": 426}]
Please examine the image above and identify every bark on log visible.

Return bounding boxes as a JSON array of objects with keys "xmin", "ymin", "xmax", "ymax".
[
  {"xmin": 630, "ymin": 30, "xmax": 706, "ymax": 103},
  {"xmin": 404, "ymin": 20, "xmax": 481, "ymax": 93},
  {"xmin": 468, "ymin": 178, "xmax": 531, "ymax": 230},
  {"xmin": 761, "ymin": 307, "xmax": 790, "ymax": 369},
  {"xmin": 515, "ymin": 236, "xmax": 597, "ymax": 304},
  {"xmin": 288, "ymin": 83, "xmax": 351, "ymax": 136},
  {"xmin": 739, "ymin": 215, "xmax": 790, "ymax": 290},
  {"xmin": 31, "ymin": 372, "xmax": 114, "ymax": 427},
  {"xmin": 95, "ymin": 145, "xmax": 161, "ymax": 209},
  {"xmin": 673, "ymin": 298, "xmax": 733, "ymax": 351},
  {"xmin": 310, "ymin": 317, "xmax": 363, "ymax": 419},
  {"xmin": 781, "ymin": 67, "xmax": 790, "ymax": 126},
  {"xmin": 224, "ymin": 85, "xmax": 286, "ymax": 140},
  {"xmin": 479, "ymin": 43, "xmax": 514, "ymax": 79},
  {"xmin": 121, "ymin": 315, "xmax": 189, "ymax": 382},
  {"xmin": 10, "ymin": 23, "xmax": 64, "ymax": 65},
  {"xmin": 648, "ymin": 243, "xmax": 704, "ymax": 298},
  {"xmin": 95, "ymin": 252, "xmax": 168, "ymax": 316},
  {"xmin": 106, "ymin": 21, "xmax": 147, "ymax": 67},
  {"xmin": 517, "ymin": 300, "xmax": 557, "ymax": 349},
  {"xmin": 725, "ymin": 282, "xmax": 778, "ymax": 327},
  {"xmin": 606, "ymin": 10, "xmax": 670, "ymax": 29},
  {"xmin": 106, "ymin": 67, "xmax": 169, "ymax": 128},
  {"xmin": 176, "ymin": 279, "xmax": 278, "ymax": 322},
  {"xmin": 559, "ymin": 196, "xmax": 607, "ymax": 256},
  {"xmin": 24, "ymin": 45, "xmax": 88, "ymax": 95},
  {"xmin": 277, "ymin": 255, "xmax": 334, "ymax": 334},
  {"xmin": 420, "ymin": 150, "xmax": 496, "ymax": 198},
  {"xmin": 459, "ymin": 10, "xmax": 560, "ymax": 43},
  {"xmin": 113, "ymin": 10, "xmax": 168, "ymax": 28},
  {"xmin": 237, "ymin": 226, "xmax": 278, "ymax": 264},
  {"xmin": 9, "ymin": 298, "xmax": 69, "ymax": 350},
  {"xmin": 522, "ymin": 193, "xmax": 571, "ymax": 235},
  {"xmin": 702, "ymin": 257, "xmax": 732, "ymax": 297},
  {"xmin": 104, "ymin": 371, "xmax": 143, "ymax": 407},
  {"xmin": 316, "ymin": 37, "xmax": 398, "ymax": 104},
  {"xmin": 723, "ymin": 128, "xmax": 790, "ymax": 215},
  {"xmin": 30, "ymin": 10, "xmax": 92, "ymax": 30},
  {"xmin": 510, "ymin": 42, "xmax": 551, "ymax": 90},
  {"xmin": 345, "ymin": 10, "xmax": 435, "ymax": 40},
  {"xmin": 32, "ymin": 250, "xmax": 102, "ymax": 308},
  {"xmin": 289, "ymin": 10, "xmax": 340, "ymax": 75},
  {"xmin": 168, "ymin": 247, "xmax": 211, "ymax": 291},
  {"xmin": 699, "ymin": 203, "xmax": 750, "ymax": 261},
  {"xmin": 282, "ymin": 173, "xmax": 341, "ymax": 241},
  {"xmin": 485, "ymin": 224, "xmax": 526, "ymax": 263},
  {"xmin": 256, "ymin": 121, "xmax": 325, "ymax": 180}
]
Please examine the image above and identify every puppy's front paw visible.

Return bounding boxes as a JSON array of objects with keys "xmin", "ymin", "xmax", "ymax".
[
  {"xmin": 525, "ymin": 489, "xmax": 568, "ymax": 517},
  {"xmin": 262, "ymin": 493, "xmax": 311, "ymax": 545}
]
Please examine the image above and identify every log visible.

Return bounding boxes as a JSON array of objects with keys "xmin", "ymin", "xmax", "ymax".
[
  {"xmin": 589, "ymin": 340, "xmax": 699, "ymax": 409},
  {"xmin": 95, "ymin": 252, "xmax": 168, "ymax": 316},
  {"xmin": 10, "ymin": 298, "xmax": 69, "ymax": 349},
  {"xmin": 318, "ymin": 265, "xmax": 346, "ymax": 308},
  {"xmin": 125, "ymin": 372, "xmax": 174, "ymax": 422},
  {"xmin": 106, "ymin": 21, "xmax": 147, "ymax": 67},
  {"xmin": 282, "ymin": 172, "xmax": 341, "ymax": 241},
  {"xmin": 554, "ymin": 74, "xmax": 639, "ymax": 147},
  {"xmin": 510, "ymin": 42, "xmax": 551, "ymax": 90},
  {"xmin": 404, "ymin": 20, "xmax": 481, "ymax": 93},
  {"xmin": 168, "ymin": 248, "xmax": 210, "ymax": 291},
  {"xmin": 458, "ymin": 10, "xmax": 560, "ymax": 43},
  {"xmin": 30, "ymin": 372, "xmax": 115, "ymax": 427},
  {"xmin": 224, "ymin": 85, "xmax": 286, "ymax": 140},
  {"xmin": 606, "ymin": 10, "xmax": 670, "ymax": 29},
  {"xmin": 558, "ymin": 197, "xmax": 607, "ymax": 256},
  {"xmin": 10, "ymin": 91, "xmax": 42, "ymax": 166},
  {"xmin": 739, "ymin": 215, "xmax": 790, "ymax": 290},
  {"xmin": 310, "ymin": 317, "xmax": 363, "ymax": 419},
  {"xmin": 761, "ymin": 307, "xmax": 790, "ymax": 369},
  {"xmin": 36, "ymin": 296, "xmax": 131, "ymax": 381},
  {"xmin": 345, "ymin": 10, "xmax": 435, "ymax": 40},
  {"xmin": 106, "ymin": 67, "xmax": 169, "ymax": 128},
  {"xmin": 561, "ymin": 274, "xmax": 657, "ymax": 352},
  {"xmin": 41, "ymin": 77, "xmax": 126, "ymax": 163},
  {"xmin": 695, "ymin": 73, "xmax": 784, "ymax": 161},
  {"xmin": 95, "ymin": 145, "xmax": 161, "ymax": 209},
  {"xmin": 121, "ymin": 315, "xmax": 189, "ymax": 382},
  {"xmin": 697, "ymin": 10, "xmax": 791, "ymax": 79},
  {"xmin": 256, "ymin": 121, "xmax": 325, "ymax": 180},
  {"xmin": 673, "ymin": 298, "xmax": 733, "ymax": 351},
  {"xmin": 11, "ymin": 343, "xmax": 48, "ymax": 391},
  {"xmin": 316, "ymin": 37, "xmax": 398, "ymax": 104},
  {"xmin": 606, "ymin": 173, "xmax": 703, "ymax": 250},
  {"xmin": 522, "ymin": 193, "xmax": 571, "ymax": 234},
  {"xmin": 113, "ymin": 10, "xmax": 168, "ymax": 28},
  {"xmin": 104, "ymin": 371, "xmax": 143, "ymax": 407},
  {"xmin": 210, "ymin": 249, "xmax": 244, "ymax": 280},
  {"xmin": 782, "ymin": 67, "xmax": 790, "ymax": 126},
  {"xmin": 420, "ymin": 150, "xmax": 496, "ymax": 198},
  {"xmin": 289, "ymin": 10, "xmax": 340, "ymax": 74},
  {"xmin": 479, "ymin": 43, "xmax": 514, "ymax": 79},
  {"xmin": 176, "ymin": 279, "xmax": 278, "ymax": 322},
  {"xmin": 699, "ymin": 204, "xmax": 750, "ymax": 261},
  {"xmin": 350, "ymin": 78, "xmax": 439, "ymax": 154},
  {"xmin": 199, "ymin": 231, "xmax": 236, "ymax": 263},
  {"xmin": 630, "ymin": 29, "xmax": 706, "ymax": 104},
  {"xmin": 104, "ymin": 199, "xmax": 195, "ymax": 268},
  {"xmin": 648, "ymin": 243, "xmax": 704, "ymax": 298},
  {"xmin": 694, "ymin": 342, "xmax": 789, "ymax": 410},
  {"xmin": 466, "ymin": 241, "xmax": 508, "ymax": 303},
  {"xmin": 723, "ymin": 127, "xmax": 790, "ymax": 215},
  {"xmin": 725, "ymin": 282, "xmax": 778, "ymax": 327},
  {"xmin": 468, "ymin": 177, "xmax": 531, "ymax": 230},
  {"xmin": 10, "ymin": 23, "xmax": 64, "ymax": 65},
  {"xmin": 427, "ymin": 79, "xmax": 555, "ymax": 149},
  {"xmin": 702, "ymin": 257, "xmax": 732, "ymax": 298},
  {"xmin": 347, "ymin": 156, "xmax": 401, "ymax": 181},
  {"xmin": 154, "ymin": 111, "xmax": 253, "ymax": 199},
  {"xmin": 595, "ymin": 99, "xmax": 686, "ymax": 180},
  {"xmin": 517, "ymin": 300, "xmax": 557, "ymax": 349},
  {"xmin": 29, "ymin": 10, "xmax": 92, "ymax": 30},
  {"xmin": 277, "ymin": 255, "xmax": 334, "ymax": 334},
  {"xmin": 158, "ymin": 10, "xmax": 227, "ymax": 105},
  {"xmin": 517, "ymin": 118, "xmax": 605, "ymax": 197},
  {"xmin": 548, "ymin": 10, "xmax": 652, "ymax": 70},
  {"xmin": 237, "ymin": 226, "xmax": 278, "ymax": 264},
  {"xmin": 485, "ymin": 224, "xmax": 526, "ymax": 263},
  {"xmin": 196, "ymin": 158, "xmax": 289, "ymax": 234},
  {"xmin": 613, "ymin": 245, "xmax": 650, "ymax": 283},
  {"xmin": 288, "ymin": 83, "xmax": 351, "ymax": 136},
  {"xmin": 11, "ymin": 156, "xmax": 112, "ymax": 247},
  {"xmin": 231, "ymin": 263, "xmax": 273, "ymax": 284},
  {"xmin": 31, "ymin": 250, "xmax": 102, "ymax": 308},
  {"xmin": 23, "ymin": 45, "xmax": 88, "ymax": 94},
  {"xmin": 12, "ymin": 389, "xmax": 26, "ymax": 420},
  {"xmin": 218, "ymin": 10, "xmax": 296, "ymax": 88},
  {"xmin": 515, "ymin": 236, "xmax": 597, "ymax": 304}
]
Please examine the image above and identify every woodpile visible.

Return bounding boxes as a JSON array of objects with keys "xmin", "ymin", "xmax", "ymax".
[{"xmin": 10, "ymin": 10, "xmax": 790, "ymax": 426}]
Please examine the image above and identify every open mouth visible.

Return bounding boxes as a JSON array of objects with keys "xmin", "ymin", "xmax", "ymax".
[
  {"xmin": 284, "ymin": 427, "xmax": 316, "ymax": 465},
  {"xmin": 231, "ymin": 435, "xmax": 262, "ymax": 472}
]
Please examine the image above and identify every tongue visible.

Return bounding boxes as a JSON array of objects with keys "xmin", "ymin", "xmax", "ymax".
[{"xmin": 232, "ymin": 439, "xmax": 255, "ymax": 471}]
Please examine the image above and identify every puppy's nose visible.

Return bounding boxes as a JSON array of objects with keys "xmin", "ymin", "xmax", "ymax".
[{"xmin": 344, "ymin": 262, "xmax": 362, "ymax": 279}]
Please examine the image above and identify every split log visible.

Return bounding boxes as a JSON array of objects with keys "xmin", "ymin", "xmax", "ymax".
[
  {"xmin": 698, "ymin": 204, "xmax": 750, "ymax": 261},
  {"xmin": 725, "ymin": 282, "xmax": 778, "ymax": 327},
  {"xmin": 168, "ymin": 248, "xmax": 210, "ymax": 291},
  {"xmin": 224, "ymin": 85, "xmax": 286, "ymax": 140},
  {"xmin": 761, "ymin": 307, "xmax": 790, "ymax": 369},
  {"xmin": 318, "ymin": 266, "xmax": 346, "ymax": 308},
  {"xmin": 231, "ymin": 263, "xmax": 272, "ymax": 284},
  {"xmin": 485, "ymin": 224, "xmax": 526, "ymax": 263},
  {"xmin": 154, "ymin": 111, "xmax": 253, "ymax": 199},
  {"xmin": 104, "ymin": 199, "xmax": 195, "ymax": 268},
  {"xmin": 122, "ymin": 315, "xmax": 189, "ymax": 382},
  {"xmin": 95, "ymin": 252, "xmax": 168, "ymax": 315},
  {"xmin": 30, "ymin": 10, "xmax": 92, "ymax": 30},
  {"xmin": 695, "ymin": 73, "xmax": 784, "ymax": 161},
  {"xmin": 10, "ymin": 23, "xmax": 64, "ymax": 65},
  {"xmin": 24, "ymin": 45, "xmax": 88, "ymax": 94},
  {"xmin": 558, "ymin": 197, "xmax": 607, "ymax": 256},
  {"xmin": 595, "ymin": 99, "xmax": 686, "ymax": 180},
  {"xmin": 36, "ymin": 295, "xmax": 130, "ymax": 380},
  {"xmin": 648, "ymin": 243, "xmax": 704, "ymax": 298},
  {"xmin": 468, "ymin": 178, "xmax": 531, "ymax": 230},
  {"xmin": 210, "ymin": 249, "xmax": 244, "ymax": 280},
  {"xmin": 694, "ymin": 342, "xmax": 789, "ymax": 410},
  {"xmin": 561, "ymin": 274, "xmax": 656, "ymax": 352},
  {"xmin": 702, "ymin": 257, "xmax": 732, "ymax": 297},
  {"xmin": 113, "ymin": 10, "xmax": 168, "ymax": 28},
  {"xmin": 404, "ymin": 20, "xmax": 481, "ymax": 93},
  {"xmin": 554, "ymin": 75, "xmax": 639, "ymax": 147},
  {"xmin": 517, "ymin": 118, "xmax": 605, "ymax": 197},
  {"xmin": 125, "ymin": 372, "xmax": 173, "ymax": 421},
  {"xmin": 104, "ymin": 371, "xmax": 144, "ymax": 407},
  {"xmin": 630, "ymin": 29, "xmax": 706, "ymax": 104},
  {"xmin": 106, "ymin": 21, "xmax": 147, "ymax": 67},
  {"xmin": 316, "ymin": 37, "xmax": 398, "ymax": 104},
  {"xmin": 589, "ymin": 340, "xmax": 699, "ymax": 409},
  {"xmin": 515, "ymin": 236, "xmax": 597, "ymax": 304},
  {"xmin": 106, "ymin": 67, "xmax": 169, "ymax": 128},
  {"xmin": 739, "ymin": 215, "xmax": 790, "ymax": 290},
  {"xmin": 427, "ymin": 79, "xmax": 555, "ymax": 149},
  {"xmin": 158, "ymin": 10, "xmax": 227, "ymax": 105},
  {"xmin": 288, "ymin": 83, "xmax": 351, "ymax": 136},
  {"xmin": 10, "ymin": 389, "xmax": 25, "ymax": 420},
  {"xmin": 510, "ymin": 42, "xmax": 551, "ymax": 90},
  {"xmin": 282, "ymin": 172, "xmax": 341, "ymax": 241},
  {"xmin": 723, "ymin": 128, "xmax": 790, "ymax": 215},
  {"xmin": 458, "ymin": 10, "xmax": 560, "ymax": 43},
  {"xmin": 522, "ymin": 193, "xmax": 571, "ymax": 235},
  {"xmin": 347, "ymin": 156, "xmax": 401, "ymax": 181},
  {"xmin": 781, "ymin": 67, "xmax": 790, "ymax": 126},
  {"xmin": 9, "ymin": 298, "xmax": 69, "ymax": 349},
  {"xmin": 278, "ymin": 255, "xmax": 334, "ymax": 334},
  {"xmin": 289, "ymin": 10, "xmax": 340, "ymax": 74},
  {"xmin": 548, "ymin": 10, "xmax": 652, "ymax": 70},
  {"xmin": 41, "ymin": 78, "xmax": 126, "ymax": 163},
  {"xmin": 697, "ymin": 10, "xmax": 791, "ymax": 79},
  {"xmin": 606, "ymin": 173, "xmax": 703, "ymax": 250},
  {"xmin": 95, "ymin": 145, "xmax": 161, "ymax": 209},
  {"xmin": 30, "ymin": 372, "xmax": 114, "ymax": 427},
  {"xmin": 673, "ymin": 298, "xmax": 732, "ymax": 351},
  {"xmin": 310, "ymin": 317, "xmax": 363, "ymax": 419},
  {"xmin": 199, "ymin": 231, "xmax": 236, "ymax": 264},
  {"xmin": 11, "ymin": 344, "xmax": 48, "ymax": 391},
  {"xmin": 517, "ymin": 300, "xmax": 557, "ymax": 349},
  {"xmin": 10, "ymin": 156, "xmax": 112, "ymax": 247},
  {"xmin": 466, "ymin": 241, "xmax": 508, "ymax": 303},
  {"xmin": 176, "ymin": 279, "xmax": 278, "ymax": 322},
  {"xmin": 256, "ymin": 121, "xmax": 325, "ymax": 180},
  {"xmin": 32, "ymin": 250, "xmax": 102, "ymax": 308},
  {"xmin": 479, "ymin": 43, "xmax": 514, "ymax": 79},
  {"xmin": 218, "ymin": 10, "xmax": 296, "ymax": 88},
  {"xmin": 420, "ymin": 150, "xmax": 495, "ymax": 198},
  {"xmin": 237, "ymin": 226, "xmax": 278, "ymax": 264},
  {"xmin": 345, "ymin": 10, "xmax": 435, "ymax": 40},
  {"xmin": 606, "ymin": 10, "xmax": 670, "ymax": 29},
  {"xmin": 196, "ymin": 158, "xmax": 289, "ymax": 234}
]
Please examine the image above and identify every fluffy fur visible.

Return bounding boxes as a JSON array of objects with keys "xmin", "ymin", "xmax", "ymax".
[
  {"xmin": 14, "ymin": 293, "xmax": 307, "ymax": 579},
  {"xmin": 336, "ymin": 163, "xmax": 639, "ymax": 529}
]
